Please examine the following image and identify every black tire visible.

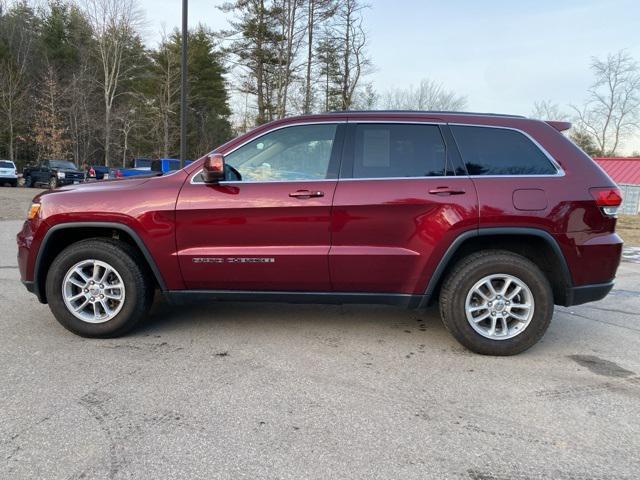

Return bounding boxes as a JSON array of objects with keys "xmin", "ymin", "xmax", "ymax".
[
  {"xmin": 49, "ymin": 176, "xmax": 58, "ymax": 189},
  {"xmin": 24, "ymin": 176, "xmax": 33, "ymax": 188},
  {"xmin": 439, "ymin": 250, "xmax": 553, "ymax": 356},
  {"xmin": 45, "ymin": 238, "xmax": 154, "ymax": 338}
]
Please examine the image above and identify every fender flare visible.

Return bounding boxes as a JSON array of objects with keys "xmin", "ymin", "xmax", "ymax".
[
  {"xmin": 421, "ymin": 227, "xmax": 573, "ymax": 306},
  {"xmin": 33, "ymin": 222, "xmax": 167, "ymax": 302}
]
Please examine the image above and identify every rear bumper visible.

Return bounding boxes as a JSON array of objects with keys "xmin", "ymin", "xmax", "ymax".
[{"xmin": 564, "ymin": 281, "xmax": 614, "ymax": 307}]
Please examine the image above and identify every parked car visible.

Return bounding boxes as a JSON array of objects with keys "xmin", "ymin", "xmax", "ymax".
[
  {"xmin": 17, "ymin": 111, "xmax": 623, "ymax": 355},
  {"xmin": 86, "ymin": 165, "xmax": 123, "ymax": 181},
  {"xmin": 0, "ymin": 160, "xmax": 18, "ymax": 187},
  {"xmin": 23, "ymin": 159, "xmax": 85, "ymax": 188}
]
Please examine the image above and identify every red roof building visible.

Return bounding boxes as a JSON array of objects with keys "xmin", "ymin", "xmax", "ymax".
[{"xmin": 594, "ymin": 157, "xmax": 640, "ymax": 186}]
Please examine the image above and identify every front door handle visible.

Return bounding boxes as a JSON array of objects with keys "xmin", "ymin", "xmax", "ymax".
[
  {"xmin": 429, "ymin": 186, "xmax": 466, "ymax": 196},
  {"xmin": 289, "ymin": 190, "xmax": 324, "ymax": 199}
]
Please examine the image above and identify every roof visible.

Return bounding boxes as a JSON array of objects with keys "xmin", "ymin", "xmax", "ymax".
[{"xmin": 594, "ymin": 157, "xmax": 640, "ymax": 185}]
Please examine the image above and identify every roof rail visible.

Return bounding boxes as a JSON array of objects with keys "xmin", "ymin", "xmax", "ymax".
[{"xmin": 325, "ymin": 110, "xmax": 527, "ymax": 118}]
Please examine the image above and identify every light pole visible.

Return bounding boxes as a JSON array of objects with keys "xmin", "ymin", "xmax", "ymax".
[{"xmin": 180, "ymin": 0, "xmax": 188, "ymax": 168}]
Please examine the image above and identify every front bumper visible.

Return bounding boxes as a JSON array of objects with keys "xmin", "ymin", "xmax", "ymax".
[
  {"xmin": 58, "ymin": 178, "xmax": 85, "ymax": 185},
  {"xmin": 564, "ymin": 281, "xmax": 614, "ymax": 306},
  {"xmin": 21, "ymin": 280, "xmax": 35, "ymax": 293}
]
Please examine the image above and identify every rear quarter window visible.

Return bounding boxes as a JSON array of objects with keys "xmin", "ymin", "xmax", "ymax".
[{"xmin": 451, "ymin": 125, "xmax": 558, "ymax": 176}]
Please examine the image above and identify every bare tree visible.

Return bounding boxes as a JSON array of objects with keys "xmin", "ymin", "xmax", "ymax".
[
  {"xmin": 530, "ymin": 100, "xmax": 569, "ymax": 121},
  {"xmin": 273, "ymin": 0, "xmax": 307, "ymax": 118},
  {"xmin": 82, "ymin": 0, "xmax": 143, "ymax": 166},
  {"xmin": 302, "ymin": 0, "xmax": 335, "ymax": 113},
  {"xmin": 150, "ymin": 30, "xmax": 180, "ymax": 157},
  {"xmin": 571, "ymin": 51, "xmax": 640, "ymax": 156},
  {"xmin": 382, "ymin": 79, "xmax": 467, "ymax": 111},
  {"xmin": 0, "ymin": 6, "xmax": 34, "ymax": 161},
  {"xmin": 333, "ymin": 0, "xmax": 370, "ymax": 110},
  {"xmin": 32, "ymin": 66, "xmax": 71, "ymax": 161}
]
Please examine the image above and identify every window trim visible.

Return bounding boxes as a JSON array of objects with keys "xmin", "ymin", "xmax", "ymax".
[
  {"xmin": 448, "ymin": 123, "xmax": 565, "ymax": 178},
  {"xmin": 190, "ymin": 121, "xmax": 347, "ymax": 184},
  {"xmin": 340, "ymin": 121, "xmax": 458, "ymax": 181}
]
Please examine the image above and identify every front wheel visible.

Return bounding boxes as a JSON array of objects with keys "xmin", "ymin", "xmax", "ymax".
[
  {"xmin": 439, "ymin": 250, "xmax": 553, "ymax": 356},
  {"xmin": 45, "ymin": 238, "xmax": 154, "ymax": 337},
  {"xmin": 49, "ymin": 176, "xmax": 58, "ymax": 189}
]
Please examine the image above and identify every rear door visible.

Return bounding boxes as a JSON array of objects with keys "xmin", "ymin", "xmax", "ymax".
[
  {"xmin": 329, "ymin": 122, "xmax": 478, "ymax": 294},
  {"xmin": 176, "ymin": 122, "xmax": 345, "ymax": 291}
]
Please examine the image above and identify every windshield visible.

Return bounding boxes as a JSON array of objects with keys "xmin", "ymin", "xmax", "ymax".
[
  {"xmin": 50, "ymin": 160, "xmax": 77, "ymax": 170},
  {"xmin": 0, "ymin": 161, "xmax": 14, "ymax": 168}
]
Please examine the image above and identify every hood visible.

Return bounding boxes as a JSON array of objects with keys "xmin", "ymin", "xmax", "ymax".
[{"xmin": 33, "ymin": 175, "xmax": 154, "ymax": 202}]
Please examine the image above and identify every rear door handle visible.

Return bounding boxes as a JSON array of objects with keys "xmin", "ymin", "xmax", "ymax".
[
  {"xmin": 429, "ymin": 187, "xmax": 466, "ymax": 196},
  {"xmin": 289, "ymin": 190, "xmax": 324, "ymax": 199}
]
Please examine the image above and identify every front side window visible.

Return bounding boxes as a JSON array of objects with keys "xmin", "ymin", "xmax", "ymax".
[
  {"xmin": 223, "ymin": 123, "xmax": 338, "ymax": 182},
  {"xmin": 451, "ymin": 125, "xmax": 558, "ymax": 176},
  {"xmin": 352, "ymin": 124, "xmax": 447, "ymax": 178}
]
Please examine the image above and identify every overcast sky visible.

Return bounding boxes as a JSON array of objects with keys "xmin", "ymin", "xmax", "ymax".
[{"xmin": 141, "ymin": 0, "xmax": 640, "ymax": 152}]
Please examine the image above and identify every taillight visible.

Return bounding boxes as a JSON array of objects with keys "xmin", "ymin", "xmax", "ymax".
[{"xmin": 590, "ymin": 187, "xmax": 622, "ymax": 217}]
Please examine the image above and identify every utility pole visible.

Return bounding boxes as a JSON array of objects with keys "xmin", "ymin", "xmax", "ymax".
[{"xmin": 180, "ymin": 0, "xmax": 188, "ymax": 168}]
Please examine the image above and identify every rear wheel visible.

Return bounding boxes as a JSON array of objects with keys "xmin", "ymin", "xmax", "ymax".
[
  {"xmin": 49, "ymin": 176, "xmax": 58, "ymax": 189},
  {"xmin": 439, "ymin": 250, "xmax": 553, "ymax": 355},
  {"xmin": 24, "ymin": 176, "xmax": 33, "ymax": 188},
  {"xmin": 45, "ymin": 239, "xmax": 154, "ymax": 338}
]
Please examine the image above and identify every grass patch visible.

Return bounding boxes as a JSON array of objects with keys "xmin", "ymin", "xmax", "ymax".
[{"xmin": 618, "ymin": 214, "xmax": 640, "ymax": 247}]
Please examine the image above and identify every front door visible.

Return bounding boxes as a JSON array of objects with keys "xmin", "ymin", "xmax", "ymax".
[
  {"xmin": 176, "ymin": 122, "xmax": 345, "ymax": 291},
  {"xmin": 329, "ymin": 122, "xmax": 478, "ymax": 294}
]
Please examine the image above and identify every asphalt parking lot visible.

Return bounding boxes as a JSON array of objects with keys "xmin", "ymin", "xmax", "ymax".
[{"xmin": 1, "ymin": 188, "xmax": 639, "ymax": 479}]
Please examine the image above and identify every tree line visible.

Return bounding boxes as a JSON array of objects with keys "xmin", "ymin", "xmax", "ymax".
[
  {"xmin": 1, "ymin": 0, "xmax": 638, "ymax": 170},
  {"xmin": 0, "ymin": 0, "xmax": 231, "ymax": 168}
]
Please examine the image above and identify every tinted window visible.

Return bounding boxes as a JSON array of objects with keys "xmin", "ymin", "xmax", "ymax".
[
  {"xmin": 353, "ymin": 124, "xmax": 446, "ymax": 178},
  {"xmin": 225, "ymin": 123, "xmax": 338, "ymax": 181},
  {"xmin": 451, "ymin": 126, "xmax": 557, "ymax": 175},
  {"xmin": 0, "ymin": 161, "xmax": 14, "ymax": 168}
]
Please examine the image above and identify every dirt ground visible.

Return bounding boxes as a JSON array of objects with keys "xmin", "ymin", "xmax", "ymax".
[
  {"xmin": 618, "ymin": 214, "xmax": 640, "ymax": 247},
  {"xmin": 0, "ymin": 187, "xmax": 46, "ymax": 221}
]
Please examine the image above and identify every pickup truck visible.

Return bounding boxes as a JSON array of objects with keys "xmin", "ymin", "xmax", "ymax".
[
  {"xmin": 151, "ymin": 158, "xmax": 192, "ymax": 174},
  {"xmin": 119, "ymin": 157, "xmax": 153, "ymax": 178},
  {"xmin": 23, "ymin": 160, "xmax": 85, "ymax": 189}
]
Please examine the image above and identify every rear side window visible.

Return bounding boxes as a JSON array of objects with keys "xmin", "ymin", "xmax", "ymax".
[
  {"xmin": 451, "ymin": 125, "xmax": 557, "ymax": 176},
  {"xmin": 353, "ymin": 124, "xmax": 447, "ymax": 178}
]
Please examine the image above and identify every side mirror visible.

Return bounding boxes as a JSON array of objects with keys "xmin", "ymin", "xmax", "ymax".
[{"xmin": 202, "ymin": 153, "xmax": 225, "ymax": 183}]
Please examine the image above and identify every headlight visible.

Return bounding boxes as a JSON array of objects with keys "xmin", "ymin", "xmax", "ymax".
[
  {"xmin": 57, "ymin": 171, "xmax": 65, "ymax": 179},
  {"xmin": 27, "ymin": 203, "xmax": 41, "ymax": 220}
]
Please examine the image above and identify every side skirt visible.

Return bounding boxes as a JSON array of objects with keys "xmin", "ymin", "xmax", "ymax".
[{"xmin": 164, "ymin": 290, "xmax": 425, "ymax": 309}]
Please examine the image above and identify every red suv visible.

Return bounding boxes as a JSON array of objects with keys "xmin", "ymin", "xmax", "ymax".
[{"xmin": 17, "ymin": 111, "xmax": 623, "ymax": 355}]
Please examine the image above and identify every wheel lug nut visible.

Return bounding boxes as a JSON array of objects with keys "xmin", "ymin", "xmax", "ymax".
[
  {"xmin": 491, "ymin": 311, "xmax": 496, "ymax": 316},
  {"xmin": 100, "ymin": 294, "xmax": 104, "ymax": 299},
  {"xmin": 90, "ymin": 297, "xmax": 95, "ymax": 302},
  {"xmin": 100, "ymin": 284, "xmax": 104, "ymax": 289},
  {"xmin": 84, "ymin": 288, "xmax": 88, "ymax": 293}
]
